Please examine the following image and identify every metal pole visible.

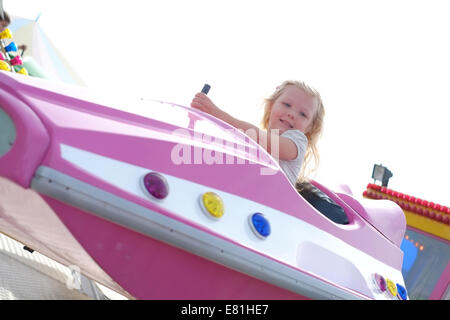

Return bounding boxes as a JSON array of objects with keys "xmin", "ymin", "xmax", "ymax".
[{"xmin": 0, "ymin": 0, "xmax": 4, "ymax": 21}]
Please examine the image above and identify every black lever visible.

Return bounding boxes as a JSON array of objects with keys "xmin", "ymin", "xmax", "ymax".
[{"xmin": 201, "ymin": 84, "xmax": 211, "ymax": 95}]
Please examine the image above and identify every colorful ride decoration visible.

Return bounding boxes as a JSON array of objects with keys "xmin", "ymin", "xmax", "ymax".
[
  {"xmin": 8, "ymin": 14, "xmax": 85, "ymax": 85},
  {"xmin": 363, "ymin": 183, "xmax": 449, "ymax": 300},
  {"xmin": 0, "ymin": 28, "xmax": 29, "ymax": 76},
  {"xmin": 364, "ymin": 184, "xmax": 449, "ymax": 240}
]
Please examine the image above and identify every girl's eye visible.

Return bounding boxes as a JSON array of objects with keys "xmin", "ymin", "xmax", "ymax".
[
  {"xmin": 300, "ymin": 112, "xmax": 307, "ymax": 118},
  {"xmin": 283, "ymin": 102, "xmax": 291, "ymax": 108}
]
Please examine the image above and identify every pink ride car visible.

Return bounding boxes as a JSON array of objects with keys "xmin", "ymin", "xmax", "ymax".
[{"xmin": 0, "ymin": 71, "xmax": 408, "ymax": 300}]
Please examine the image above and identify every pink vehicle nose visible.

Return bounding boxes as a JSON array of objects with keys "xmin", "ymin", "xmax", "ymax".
[{"xmin": 0, "ymin": 85, "xmax": 50, "ymax": 187}]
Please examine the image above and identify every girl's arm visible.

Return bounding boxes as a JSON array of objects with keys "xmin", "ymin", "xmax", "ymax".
[{"xmin": 190, "ymin": 93, "xmax": 298, "ymax": 161}]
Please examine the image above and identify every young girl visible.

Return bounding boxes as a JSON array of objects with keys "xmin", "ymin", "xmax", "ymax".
[{"xmin": 191, "ymin": 80, "xmax": 325, "ymax": 185}]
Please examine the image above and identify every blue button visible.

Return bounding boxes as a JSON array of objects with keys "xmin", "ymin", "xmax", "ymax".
[
  {"xmin": 250, "ymin": 213, "xmax": 271, "ymax": 239},
  {"xmin": 396, "ymin": 283, "xmax": 407, "ymax": 300}
]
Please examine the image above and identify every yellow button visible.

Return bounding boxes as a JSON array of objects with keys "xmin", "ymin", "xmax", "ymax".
[
  {"xmin": 201, "ymin": 192, "xmax": 224, "ymax": 219},
  {"xmin": 386, "ymin": 278, "xmax": 398, "ymax": 298}
]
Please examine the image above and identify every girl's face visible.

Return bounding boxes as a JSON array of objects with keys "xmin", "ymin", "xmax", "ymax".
[{"xmin": 268, "ymin": 85, "xmax": 317, "ymax": 135}]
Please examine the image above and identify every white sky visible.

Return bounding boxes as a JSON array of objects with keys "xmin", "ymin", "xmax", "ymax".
[{"xmin": 6, "ymin": 0, "xmax": 450, "ymax": 206}]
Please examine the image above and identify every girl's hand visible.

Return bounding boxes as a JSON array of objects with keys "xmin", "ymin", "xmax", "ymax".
[{"xmin": 190, "ymin": 93, "xmax": 222, "ymax": 118}]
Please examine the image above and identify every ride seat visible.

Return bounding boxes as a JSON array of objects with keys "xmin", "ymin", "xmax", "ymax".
[{"xmin": 296, "ymin": 182, "xmax": 349, "ymax": 225}]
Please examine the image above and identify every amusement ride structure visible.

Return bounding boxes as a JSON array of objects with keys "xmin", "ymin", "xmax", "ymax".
[{"xmin": 1, "ymin": 19, "xmax": 446, "ymax": 300}]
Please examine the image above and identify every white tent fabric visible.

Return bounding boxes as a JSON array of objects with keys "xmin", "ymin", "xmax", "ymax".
[{"xmin": 0, "ymin": 233, "xmax": 109, "ymax": 300}]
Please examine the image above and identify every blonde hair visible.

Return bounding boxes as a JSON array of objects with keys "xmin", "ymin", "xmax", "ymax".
[{"xmin": 261, "ymin": 80, "xmax": 325, "ymax": 183}]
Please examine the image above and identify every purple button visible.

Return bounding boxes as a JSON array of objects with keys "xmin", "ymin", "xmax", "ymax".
[
  {"xmin": 142, "ymin": 172, "xmax": 169, "ymax": 200},
  {"xmin": 374, "ymin": 273, "xmax": 386, "ymax": 292}
]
